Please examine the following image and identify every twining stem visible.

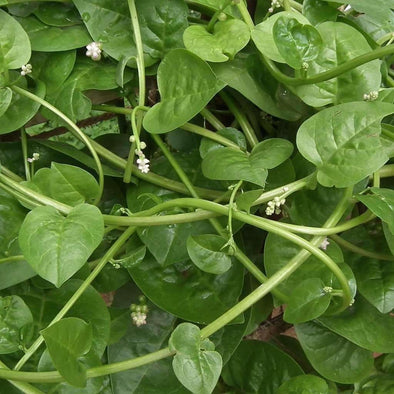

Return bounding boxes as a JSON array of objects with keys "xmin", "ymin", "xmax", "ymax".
[
  {"xmin": 220, "ymin": 91, "xmax": 259, "ymax": 148},
  {"xmin": 0, "ymin": 255, "xmax": 25, "ymax": 265},
  {"xmin": 10, "ymin": 86, "xmax": 104, "ymax": 205},
  {"xmin": 282, "ymin": 0, "xmax": 292, "ymax": 12},
  {"xmin": 124, "ymin": 0, "xmax": 146, "ymax": 183},
  {"xmin": 13, "ymin": 227, "xmax": 136, "ymax": 371},
  {"xmin": 20, "ymin": 128, "xmax": 30, "ymax": 181},
  {"xmin": 206, "ymin": 0, "xmax": 232, "ymax": 32},
  {"xmin": 200, "ymin": 108, "xmax": 225, "ymax": 130}
]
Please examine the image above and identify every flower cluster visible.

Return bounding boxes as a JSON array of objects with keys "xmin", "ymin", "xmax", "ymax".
[
  {"xmin": 130, "ymin": 296, "xmax": 148, "ymax": 327},
  {"xmin": 268, "ymin": 0, "xmax": 282, "ymax": 13},
  {"xmin": 319, "ymin": 237, "xmax": 330, "ymax": 251},
  {"xmin": 265, "ymin": 196, "xmax": 286, "ymax": 216},
  {"xmin": 21, "ymin": 64, "xmax": 32, "ymax": 76},
  {"xmin": 86, "ymin": 42, "xmax": 102, "ymax": 61},
  {"xmin": 27, "ymin": 152, "xmax": 40, "ymax": 163},
  {"xmin": 130, "ymin": 137, "xmax": 150, "ymax": 173},
  {"xmin": 363, "ymin": 91, "xmax": 379, "ymax": 101}
]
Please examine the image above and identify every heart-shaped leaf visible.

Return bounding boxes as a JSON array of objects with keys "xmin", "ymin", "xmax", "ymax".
[
  {"xmin": 0, "ymin": 8, "xmax": 31, "ymax": 70},
  {"xmin": 277, "ymin": 375, "xmax": 330, "ymax": 394},
  {"xmin": 0, "ymin": 88, "xmax": 12, "ymax": 117},
  {"xmin": 41, "ymin": 317, "xmax": 92, "ymax": 387},
  {"xmin": 273, "ymin": 16, "xmax": 322, "ymax": 69},
  {"xmin": 19, "ymin": 204, "xmax": 104, "ymax": 287},
  {"xmin": 284, "ymin": 278, "xmax": 331, "ymax": 324},
  {"xmin": 143, "ymin": 49, "xmax": 226, "ymax": 134},
  {"xmin": 202, "ymin": 138, "xmax": 293, "ymax": 186},
  {"xmin": 187, "ymin": 234, "xmax": 232, "ymax": 274},
  {"xmin": 23, "ymin": 162, "xmax": 100, "ymax": 206},
  {"xmin": 183, "ymin": 19, "xmax": 250, "ymax": 63},
  {"xmin": 296, "ymin": 102, "xmax": 394, "ymax": 187},
  {"xmin": 169, "ymin": 323, "xmax": 222, "ymax": 394},
  {"xmin": 0, "ymin": 295, "xmax": 33, "ymax": 354},
  {"xmin": 357, "ymin": 188, "xmax": 394, "ymax": 234}
]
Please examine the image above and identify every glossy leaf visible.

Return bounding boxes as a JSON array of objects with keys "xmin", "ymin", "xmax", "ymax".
[
  {"xmin": 302, "ymin": 0, "xmax": 339, "ymax": 25},
  {"xmin": 252, "ymin": 11, "xmax": 310, "ymax": 63},
  {"xmin": 318, "ymin": 296, "xmax": 394, "ymax": 353},
  {"xmin": 0, "ymin": 295, "xmax": 33, "ymax": 354},
  {"xmin": 296, "ymin": 102, "xmax": 394, "ymax": 187},
  {"xmin": 273, "ymin": 16, "xmax": 322, "ymax": 69},
  {"xmin": 277, "ymin": 374, "xmax": 330, "ymax": 394},
  {"xmin": 222, "ymin": 340, "xmax": 303, "ymax": 393},
  {"xmin": 169, "ymin": 323, "xmax": 222, "ymax": 394},
  {"xmin": 16, "ymin": 15, "xmax": 91, "ymax": 51},
  {"xmin": 127, "ymin": 252, "xmax": 243, "ymax": 324},
  {"xmin": 143, "ymin": 49, "xmax": 225, "ymax": 134},
  {"xmin": 284, "ymin": 278, "xmax": 331, "ymax": 324},
  {"xmin": 295, "ymin": 321, "xmax": 373, "ymax": 383},
  {"xmin": 34, "ymin": 2, "xmax": 81, "ymax": 27},
  {"xmin": 183, "ymin": 19, "xmax": 250, "ymax": 62},
  {"xmin": 0, "ymin": 8, "xmax": 31, "ymax": 70},
  {"xmin": 41, "ymin": 317, "xmax": 92, "ymax": 387},
  {"xmin": 24, "ymin": 162, "xmax": 100, "ymax": 206},
  {"xmin": 187, "ymin": 0, "xmax": 240, "ymax": 17},
  {"xmin": 357, "ymin": 188, "xmax": 394, "ymax": 234},
  {"xmin": 0, "ymin": 88, "xmax": 12, "ymax": 117},
  {"xmin": 294, "ymin": 22, "xmax": 381, "ymax": 106},
  {"xmin": 202, "ymin": 138, "xmax": 293, "ymax": 186},
  {"xmin": 212, "ymin": 52, "xmax": 308, "ymax": 121},
  {"xmin": 19, "ymin": 204, "xmax": 104, "ymax": 287},
  {"xmin": 187, "ymin": 234, "xmax": 232, "ymax": 274}
]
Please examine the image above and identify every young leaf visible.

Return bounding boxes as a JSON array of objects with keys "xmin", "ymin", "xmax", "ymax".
[
  {"xmin": 41, "ymin": 317, "xmax": 93, "ymax": 387},
  {"xmin": 187, "ymin": 234, "xmax": 232, "ymax": 274},
  {"xmin": 296, "ymin": 102, "xmax": 394, "ymax": 187},
  {"xmin": 202, "ymin": 138, "xmax": 293, "ymax": 186},
  {"xmin": 295, "ymin": 321, "xmax": 373, "ymax": 383},
  {"xmin": 0, "ymin": 88, "xmax": 12, "ymax": 117},
  {"xmin": 277, "ymin": 375, "xmax": 329, "ymax": 394},
  {"xmin": 19, "ymin": 204, "xmax": 104, "ymax": 287},
  {"xmin": 302, "ymin": 0, "xmax": 339, "ymax": 25},
  {"xmin": 222, "ymin": 340, "xmax": 303, "ymax": 392},
  {"xmin": 273, "ymin": 16, "xmax": 322, "ymax": 69},
  {"xmin": 24, "ymin": 162, "xmax": 100, "ymax": 206},
  {"xmin": 169, "ymin": 323, "xmax": 222, "ymax": 394},
  {"xmin": 0, "ymin": 295, "xmax": 33, "ymax": 354},
  {"xmin": 0, "ymin": 8, "xmax": 31, "ymax": 70},
  {"xmin": 252, "ymin": 11, "xmax": 311, "ymax": 63},
  {"xmin": 183, "ymin": 19, "xmax": 250, "ymax": 63},
  {"xmin": 294, "ymin": 22, "xmax": 381, "ymax": 106},
  {"xmin": 33, "ymin": 2, "xmax": 81, "ymax": 27},
  {"xmin": 284, "ymin": 278, "xmax": 331, "ymax": 324},
  {"xmin": 357, "ymin": 188, "xmax": 394, "ymax": 234},
  {"xmin": 143, "ymin": 49, "xmax": 225, "ymax": 134}
]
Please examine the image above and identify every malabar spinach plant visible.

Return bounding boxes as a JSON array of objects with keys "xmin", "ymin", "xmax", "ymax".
[{"xmin": 0, "ymin": 0, "xmax": 393, "ymax": 393}]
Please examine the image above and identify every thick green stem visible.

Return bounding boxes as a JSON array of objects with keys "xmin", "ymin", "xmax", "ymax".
[
  {"xmin": 200, "ymin": 108, "xmax": 225, "ymax": 130},
  {"xmin": 20, "ymin": 128, "xmax": 30, "ymax": 181},
  {"xmin": 0, "ymin": 255, "xmax": 25, "ymax": 265},
  {"xmin": 236, "ymin": 0, "xmax": 254, "ymax": 29},
  {"xmin": 10, "ymin": 86, "xmax": 104, "ymax": 205},
  {"xmin": 14, "ymin": 227, "xmax": 136, "ymax": 371}
]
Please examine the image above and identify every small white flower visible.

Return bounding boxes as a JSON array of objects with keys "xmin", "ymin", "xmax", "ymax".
[
  {"xmin": 323, "ymin": 286, "xmax": 333, "ymax": 294},
  {"xmin": 21, "ymin": 64, "xmax": 32, "ymax": 76},
  {"xmin": 140, "ymin": 141, "xmax": 147, "ymax": 150},
  {"xmin": 319, "ymin": 237, "xmax": 330, "ymax": 251},
  {"xmin": 27, "ymin": 152, "xmax": 40, "ymax": 163},
  {"xmin": 266, "ymin": 196, "xmax": 285, "ymax": 216},
  {"xmin": 129, "ymin": 135, "xmax": 136, "ymax": 143},
  {"xmin": 131, "ymin": 311, "xmax": 147, "ymax": 327},
  {"xmin": 363, "ymin": 91, "xmax": 379, "ymax": 101},
  {"xmin": 86, "ymin": 42, "xmax": 102, "ymax": 61}
]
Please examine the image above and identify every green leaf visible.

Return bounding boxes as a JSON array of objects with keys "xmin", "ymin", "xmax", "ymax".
[
  {"xmin": 34, "ymin": 2, "xmax": 82, "ymax": 27},
  {"xmin": 127, "ymin": 252, "xmax": 243, "ymax": 324},
  {"xmin": 169, "ymin": 323, "xmax": 222, "ymax": 394},
  {"xmin": 24, "ymin": 162, "xmax": 100, "ymax": 206},
  {"xmin": 0, "ymin": 295, "xmax": 33, "ymax": 354},
  {"xmin": 143, "ymin": 49, "xmax": 225, "ymax": 134},
  {"xmin": 252, "ymin": 11, "xmax": 310, "ymax": 63},
  {"xmin": 0, "ymin": 9, "xmax": 31, "ymax": 70},
  {"xmin": 186, "ymin": 0, "xmax": 240, "ymax": 17},
  {"xmin": 183, "ymin": 19, "xmax": 250, "ymax": 63},
  {"xmin": 222, "ymin": 340, "xmax": 303, "ymax": 393},
  {"xmin": 0, "ymin": 76, "xmax": 46, "ymax": 135},
  {"xmin": 273, "ymin": 16, "xmax": 322, "ymax": 69},
  {"xmin": 294, "ymin": 22, "xmax": 381, "ymax": 107},
  {"xmin": 296, "ymin": 102, "xmax": 394, "ymax": 187},
  {"xmin": 284, "ymin": 278, "xmax": 331, "ymax": 324},
  {"xmin": 187, "ymin": 234, "xmax": 232, "ymax": 274},
  {"xmin": 202, "ymin": 138, "xmax": 293, "ymax": 186},
  {"xmin": 19, "ymin": 204, "xmax": 104, "ymax": 287},
  {"xmin": 383, "ymin": 222, "xmax": 394, "ymax": 255},
  {"xmin": 49, "ymin": 280, "xmax": 110, "ymax": 357},
  {"xmin": 16, "ymin": 15, "xmax": 91, "ymax": 52},
  {"xmin": 277, "ymin": 375, "xmax": 330, "ymax": 394},
  {"xmin": 357, "ymin": 188, "xmax": 394, "ymax": 234},
  {"xmin": 302, "ymin": 0, "xmax": 339, "ymax": 25},
  {"xmin": 0, "ymin": 88, "xmax": 12, "ymax": 117},
  {"xmin": 41, "ymin": 317, "xmax": 92, "ymax": 387},
  {"xmin": 295, "ymin": 321, "xmax": 373, "ymax": 383},
  {"xmin": 318, "ymin": 296, "xmax": 394, "ymax": 353}
]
